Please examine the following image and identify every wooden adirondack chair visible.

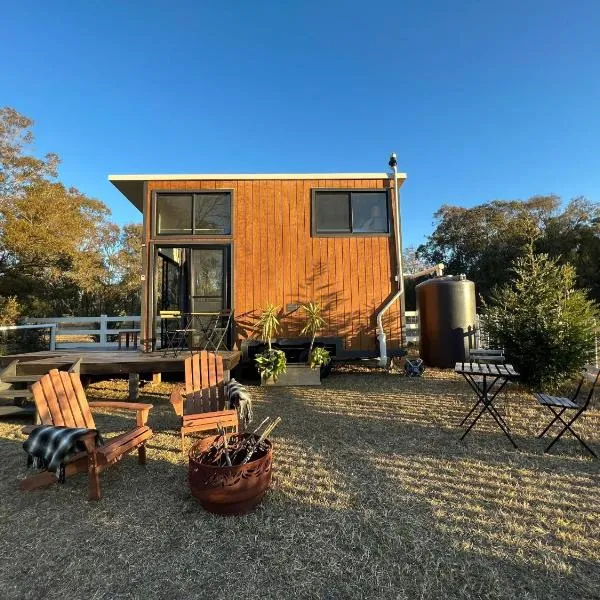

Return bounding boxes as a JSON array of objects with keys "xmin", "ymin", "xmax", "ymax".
[
  {"xmin": 170, "ymin": 351, "xmax": 238, "ymax": 453},
  {"xmin": 20, "ymin": 369, "xmax": 153, "ymax": 500}
]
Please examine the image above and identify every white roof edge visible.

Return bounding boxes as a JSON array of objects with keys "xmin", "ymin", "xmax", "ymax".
[{"xmin": 108, "ymin": 172, "xmax": 407, "ymax": 181}]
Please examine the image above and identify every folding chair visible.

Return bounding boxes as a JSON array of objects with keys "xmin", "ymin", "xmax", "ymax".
[
  {"xmin": 161, "ymin": 311, "xmax": 194, "ymax": 358},
  {"xmin": 203, "ymin": 310, "xmax": 232, "ymax": 351},
  {"xmin": 535, "ymin": 366, "xmax": 600, "ymax": 458},
  {"xmin": 468, "ymin": 348, "xmax": 509, "ymax": 416}
]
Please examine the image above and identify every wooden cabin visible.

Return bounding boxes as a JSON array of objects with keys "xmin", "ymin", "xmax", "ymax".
[{"xmin": 109, "ymin": 171, "xmax": 407, "ymax": 360}]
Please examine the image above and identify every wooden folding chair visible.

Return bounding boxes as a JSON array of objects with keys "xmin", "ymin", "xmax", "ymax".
[
  {"xmin": 170, "ymin": 351, "xmax": 238, "ymax": 453},
  {"xmin": 20, "ymin": 369, "xmax": 153, "ymax": 500},
  {"xmin": 535, "ymin": 366, "xmax": 599, "ymax": 457}
]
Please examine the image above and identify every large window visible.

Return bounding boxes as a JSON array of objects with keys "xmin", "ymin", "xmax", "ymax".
[
  {"xmin": 156, "ymin": 192, "xmax": 231, "ymax": 235},
  {"xmin": 312, "ymin": 190, "xmax": 389, "ymax": 235}
]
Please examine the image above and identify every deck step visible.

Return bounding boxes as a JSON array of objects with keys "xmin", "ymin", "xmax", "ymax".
[
  {"xmin": 2, "ymin": 375, "xmax": 42, "ymax": 383},
  {"xmin": 0, "ymin": 405, "xmax": 35, "ymax": 418},
  {"xmin": 0, "ymin": 389, "xmax": 33, "ymax": 399}
]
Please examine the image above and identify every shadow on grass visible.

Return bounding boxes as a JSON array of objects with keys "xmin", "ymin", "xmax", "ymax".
[{"xmin": 0, "ymin": 369, "xmax": 598, "ymax": 600}]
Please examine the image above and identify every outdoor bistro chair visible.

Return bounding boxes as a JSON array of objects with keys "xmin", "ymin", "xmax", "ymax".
[
  {"xmin": 160, "ymin": 310, "xmax": 195, "ymax": 358},
  {"xmin": 467, "ymin": 349, "xmax": 510, "ymax": 412},
  {"xmin": 534, "ymin": 365, "xmax": 600, "ymax": 458},
  {"xmin": 203, "ymin": 309, "xmax": 233, "ymax": 351}
]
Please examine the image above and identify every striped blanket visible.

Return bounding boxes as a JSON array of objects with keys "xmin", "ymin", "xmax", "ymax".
[
  {"xmin": 225, "ymin": 378, "xmax": 253, "ymax": 428},
  {"xmin": 23, "ymin": 425, "xmax": 103, "ymax": 482}
]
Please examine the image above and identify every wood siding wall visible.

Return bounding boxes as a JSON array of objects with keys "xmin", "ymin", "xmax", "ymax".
[{"xmin": 144, "ymin": 179, "xmax": 402, "ymax": 353}]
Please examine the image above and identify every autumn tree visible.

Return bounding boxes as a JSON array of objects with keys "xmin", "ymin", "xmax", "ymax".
[{"xmin": 0, "ymin": 107, "xmax": 142, "ymax": 320}]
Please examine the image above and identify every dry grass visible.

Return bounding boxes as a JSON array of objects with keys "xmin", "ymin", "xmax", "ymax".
[{"xmin": 0, "ymin": 367, "xmax": 599, "ymax": 600}]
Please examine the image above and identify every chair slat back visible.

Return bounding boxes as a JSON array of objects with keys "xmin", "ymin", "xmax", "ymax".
[
  {"xmin": 32, "ymin": 369, "xmax": 96, "ymax": 429},
  {"xmin": 468, "ymin": 349, "xmax": 505, "ymax": 364},
  {"xmin": 575, "ymin": 366, "xmax": 600, "ymax": 409},
  {"xmin": 183, "ymin": 351, "xmax": 226, "ymax": 415}
]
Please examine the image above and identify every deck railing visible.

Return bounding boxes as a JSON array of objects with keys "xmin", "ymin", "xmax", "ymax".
[
  {"xmin": 23, "ymin": 315, "xmax": 141, "ymax": 349},
  {"xmin": 0, "ymin": 323, "xmax": 57, "ymax": 351}
]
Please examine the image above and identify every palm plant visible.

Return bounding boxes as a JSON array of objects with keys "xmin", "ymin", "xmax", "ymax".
[
  {"xmin": 300, "ymin": 301, "xmax": 330, "ymax": 369},
  {"xmin": 254, "ymin": 304, "xmax": 287, "ymax": 381}
]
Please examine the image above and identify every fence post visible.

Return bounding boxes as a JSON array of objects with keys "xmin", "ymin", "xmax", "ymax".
[
  {"xmin": 99, "ymin": 315, "xmax": 108, "ymax": 347},
  {"xmin": 49, "ymin": 324, "xmax": 57, "ymax": 351}
]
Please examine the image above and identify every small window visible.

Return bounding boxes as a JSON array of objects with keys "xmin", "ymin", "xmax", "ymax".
[
  {"xmin": 156, "ymin": 194, "xmax": 193, "ymax": 235},
  {"xmin": 194, "ymin": 193, "xmax": 231, "ymax": 235},
  {"xmin": 156, "ymin": 192, "xmax": 232, "ymax": 236},
  {"xmin": 312, "ymin": 190, "xmax": 389, "ymax": 235}
]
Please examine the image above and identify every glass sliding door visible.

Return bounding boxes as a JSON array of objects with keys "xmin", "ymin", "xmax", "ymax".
[
  {"xmin": 155, "ymin": 245, "xmax": 230, "ymax": 349},
  {"xmin": 190, "ymin": 247, "xmax": 228, "ymax": 313}
]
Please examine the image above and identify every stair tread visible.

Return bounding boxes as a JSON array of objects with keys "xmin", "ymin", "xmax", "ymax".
[
  {"xmin": 0, "ymin": 389, "xmax": 33, "ymax": 398},
  {"xmin": 2, "ymin": 375, "xmax": 41, "ymax": 383},
  {"xmin": 0, "ymin": 405, "xmax": 35, "ymax": 418}
]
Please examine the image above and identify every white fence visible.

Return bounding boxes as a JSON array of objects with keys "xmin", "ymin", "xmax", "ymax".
[
  {"xmin": 0, "ymin": 323, "xmax": 58, "ymax": 350},
  {"xmin": 24, "ymin": 315, "xmax": 140, "ymax": 350}
]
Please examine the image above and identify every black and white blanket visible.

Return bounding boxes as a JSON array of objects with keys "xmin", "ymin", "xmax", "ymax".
[
  {"xmin": 224, "ymin": 378, "xmax": 253, "ymax": 428},
  {"xmin": 23, "ymin": 425, "xmax": 103, "ymax": 482}
]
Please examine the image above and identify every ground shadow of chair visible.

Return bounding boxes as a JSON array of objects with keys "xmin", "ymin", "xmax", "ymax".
[{"xmin": 170, "ymin": 351, "xmax": 238, "ymax": 453}]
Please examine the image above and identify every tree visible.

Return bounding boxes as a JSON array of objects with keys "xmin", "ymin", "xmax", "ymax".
[
  {"xmin": 0, "ymin": 107, "xmax": 143, "ymax": 319},
  {"xmin": 417, "ymin": 195, "xmax": 600, "ymax": 305},
  {"xmin": 0, "ymin": 107, "xmax": 59, "ymax": 201},
  {"xmin": 480, "ymin": 249, "xmax": 598, "ymax": 390}
]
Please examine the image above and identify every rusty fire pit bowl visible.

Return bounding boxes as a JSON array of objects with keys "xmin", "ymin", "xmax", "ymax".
[{"xmin": 188, "ymin": 434, "xmax": 273, "ymax": 516}]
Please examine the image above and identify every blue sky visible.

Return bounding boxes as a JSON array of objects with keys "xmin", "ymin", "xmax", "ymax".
[{"xmin": 3, "ymin": 1, "xmax": 599, "ymax": 247}]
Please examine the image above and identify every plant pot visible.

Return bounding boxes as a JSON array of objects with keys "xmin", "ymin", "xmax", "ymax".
[
  {"xmin": 262, "ymin": 363, "xmax": 321, "ymax": 386},
  {"xmin": 188, "ymin": 434, "xmax": 273, "ymax": 515}
]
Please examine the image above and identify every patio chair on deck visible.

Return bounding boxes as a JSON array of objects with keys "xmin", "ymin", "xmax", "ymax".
[
  {"xmin": 535, "ymin": 365, "xmax": 599, "ymax": 457},
  {"xmin": 170, "ymin": 351, "xmax": 238, "ymax": 453},
  {"xmin": 161, "ymin": 310, "xmax": 195, "ymax": 358},
  {"xmin": 202, "ymin": 310, "xmax": 233, "ymax": 351}
]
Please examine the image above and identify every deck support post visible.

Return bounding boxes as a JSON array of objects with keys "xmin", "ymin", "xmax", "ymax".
[{"xmin": 128, "ymin": 372, "xmax": 140, "ymax": 401}]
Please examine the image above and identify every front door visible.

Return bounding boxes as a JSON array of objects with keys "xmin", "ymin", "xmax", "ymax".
[{"xmin": 156, "ymin": 245, "xmax": 231, "ymax": 348}]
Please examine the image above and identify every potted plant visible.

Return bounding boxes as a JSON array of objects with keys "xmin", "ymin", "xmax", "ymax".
[
  {"xmin": 300, "ymin": 301, "xmax": 331, "ymax": 372},
  {"xmin": 254, "ymin": 304, "xmax": 287, "ymax": 384}
]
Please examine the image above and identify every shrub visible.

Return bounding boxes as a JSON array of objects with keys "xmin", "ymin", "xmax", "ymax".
[{"xmin": 480, "ymin": 249, "xmax": 598, "ymax": 390}]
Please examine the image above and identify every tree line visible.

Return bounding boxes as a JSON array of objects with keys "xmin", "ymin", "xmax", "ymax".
[
  {"xmin": 413, "ymin": 196, "xmax": 600, "ymax": 306},
  {"xmin": 0, "ymin": 107, "xmax": 141, "ymax": 325}
]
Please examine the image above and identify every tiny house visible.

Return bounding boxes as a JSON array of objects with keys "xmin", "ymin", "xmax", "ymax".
[{"xmin": 109, "ymin": 163, "xmax": 407, "ymax": 362}]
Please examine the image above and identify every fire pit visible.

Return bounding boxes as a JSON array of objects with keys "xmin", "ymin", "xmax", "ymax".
[{"xmin": 189, "ymin": 433, "xmax": 273, "ymax": 515}]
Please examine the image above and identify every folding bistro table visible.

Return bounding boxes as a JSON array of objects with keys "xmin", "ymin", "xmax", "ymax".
[{"xmin": 455, "ymin": 361, "xmax": 520, "ymax": 448}]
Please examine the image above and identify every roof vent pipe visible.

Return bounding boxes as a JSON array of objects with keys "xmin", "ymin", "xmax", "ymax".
[{"xmin": 376, "ymin": 152, "xmax": 405, "ymax": 367}]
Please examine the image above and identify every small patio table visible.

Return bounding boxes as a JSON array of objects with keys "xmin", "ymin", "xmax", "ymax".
[{"xmin": 455, "ymin": 361, "xmax": 520, "ymax": 448}]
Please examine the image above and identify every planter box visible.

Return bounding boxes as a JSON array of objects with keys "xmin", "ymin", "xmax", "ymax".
[{"xmin": 263, "ymin": 363, "xmax": 321, "ymax": 386}]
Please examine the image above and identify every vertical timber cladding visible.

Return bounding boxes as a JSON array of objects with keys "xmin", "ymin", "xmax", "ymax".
[{"xmin": 145, "ymin": 178, "xmax": 402, "ymax": 353}]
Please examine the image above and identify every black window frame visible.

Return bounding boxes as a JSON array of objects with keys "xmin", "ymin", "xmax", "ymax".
[
  {"xmin": 311, "ymin": 188, "xmax": 392, "ymax": 237},
  {"xmin": 154, "ymin": 190, "xmax": 233, "ymax": 237}
]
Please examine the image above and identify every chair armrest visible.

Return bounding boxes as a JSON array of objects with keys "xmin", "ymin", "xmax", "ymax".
[
  {"xmin": 88, "ymin": 401, "xmax": 152, "ymax": 427},
  {"xmin": 22, "ymin": 425, "xmax": 37, "ymax": 435},
  {"xmin": 170, "ymin": 385, "xmax": 185, "ymax": 417}
]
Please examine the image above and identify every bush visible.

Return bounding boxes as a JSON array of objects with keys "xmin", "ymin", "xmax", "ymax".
[{"xmin": 480, "ymin": 249, "xmax": 598, "ymax": 390}]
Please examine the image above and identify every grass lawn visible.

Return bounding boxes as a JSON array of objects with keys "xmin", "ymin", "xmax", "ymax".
[{"xmin": 0, "ymin": 367, "xmax": 598, "ymax": 600}]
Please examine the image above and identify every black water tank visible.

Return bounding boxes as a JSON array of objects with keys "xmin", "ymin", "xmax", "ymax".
[{"xmin": 416, "ymin": 275, "xmax": 477, "ymax": 368}]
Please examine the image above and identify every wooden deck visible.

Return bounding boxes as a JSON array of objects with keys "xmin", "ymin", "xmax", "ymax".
[
  {"xmin": 0, "ymin": 350, "xmax": 241, "ymax": 376},
  {"xmin": 0, "ymin": 350, "xmax": 241, "ymax": 403}
]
